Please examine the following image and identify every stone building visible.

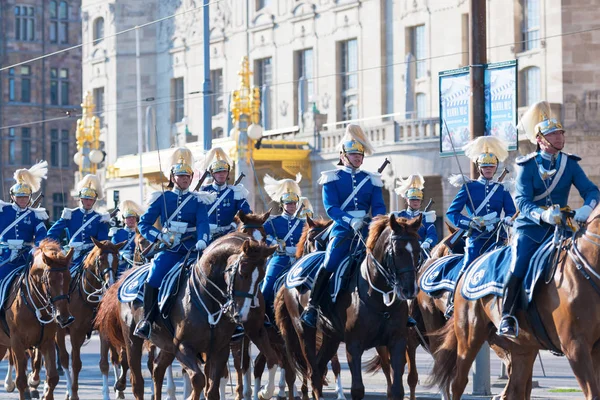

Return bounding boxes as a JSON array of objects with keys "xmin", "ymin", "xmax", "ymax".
[
  {"xmin": 0, "ymin": 0, "xmax": 81, "ymax": 220},
  {"xmin": 83, "ymin": 0, "xmax": 600, "ymax": 234}
]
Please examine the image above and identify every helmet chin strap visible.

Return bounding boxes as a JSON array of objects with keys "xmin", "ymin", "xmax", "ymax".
[
  {"xmin": 342, "ymin": 152, "xmax": 361, "ymax": 170},
  {"xmin": 538, "ymin": 133, "xmax": 564, "ymax": 152}
]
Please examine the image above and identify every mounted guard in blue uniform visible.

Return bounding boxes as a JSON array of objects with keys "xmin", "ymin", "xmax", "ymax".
[
  {"xmin": 301, "ymin": 124, "xmax": 386, "ymax": 328},
  {"xmin": 110, "ymin": 200, "xmax": 145, "ymax": 278},
  {"xmin": 48, "ymin": 174, "xmax": 110, "ymax": 270},
  {"xmin": 261, "ymin": 173, "xmax": 306, "ymax": 321},
  {"xmin": 444, "ymin": 136, "xmax": 516, "ymax": 317},
  {"xmin": 497, "ymin": 101, "xmax": 600, "ymax": 338},
  {"xmin": 134, "ymin": 147, "xmax": 215, "ymax": 340},
  {"xmin": 200, "ymin": 147, "xmax": 252, "ymax": 241},
  {"xmin": 0, "ymin": 161, "xmax": 49, "ymax": 281},
  {"xmin": 394, "ymin": 174, "xmax": 438, "ymax": 253}
]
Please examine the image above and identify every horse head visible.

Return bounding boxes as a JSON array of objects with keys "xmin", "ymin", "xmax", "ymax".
[
  {"xmin": 236, "ymin": 209, "xmax": 271, "ymax": 243},
  {"xmin": 224, "ymin": 239, "xmax": 276, "ymax": 324},
  {"xmin": 35, "ymin": 239, "xmax": 75, "ymax": 328},
  {"xmin": 296, "ymin": 216, "xmax": 333, "ymax": 258},
  {"xmin": 90, "ymin": 238, "xmax": 124, "ymax": 289},
  {"xmin": 366, "ymin": 214, "xmax": 422, "ymax": 302}
]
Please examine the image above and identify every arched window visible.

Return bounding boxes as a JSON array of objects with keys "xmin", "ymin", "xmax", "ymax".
[
  {"xmin": 93, "ymin": 17, "xmax": 104, "ymax": 43},
  {"xmin": 521, "ymin": 67, "xmax": 541, "ymax": 107}
]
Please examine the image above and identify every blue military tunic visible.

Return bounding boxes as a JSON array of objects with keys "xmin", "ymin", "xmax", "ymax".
[
  {"xmin": 201, "ymin": 183, "xmax": 252, "ymax": 240},
  {"xmin": 319, "ymin": 166, "xmax": 386, "ymax": 272},
  {"xmin": 47, "ymin": 207, "xmax": 110, "ymax": 269},
  {"xmin": 0, "ymin": 201, "xmax": 48, "ymax": 279},
  {"xmin": 111, "ymin": 226, "xmax": 138, "ymax": 277},
  {"xmin": 446, "ymin": 176, "xmax": 516, "ymax": 269},
  {"xmin": 261, "ymin": 213, "xmax": 305, "ymax": 306},
  {"xmin": 395, "ymin": 208, "xmax": 438, "ymax": 247},
  {"xmin": 510, "ymin": 151, "xmax": 599, "ymax": 278},
  {"xmin": 138, "ymin": 188, "xmax": 214, "ymax": 288}
]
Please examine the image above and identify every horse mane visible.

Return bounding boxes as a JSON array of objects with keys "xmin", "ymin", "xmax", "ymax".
[
  {"xmin": 198, "ymin": 233, "xmax": 248, "ymax": 279},
  {"xmin": 366, "ymin": 215, "xmax": 420, "ymax": 251},
  {"xmin": 296, "ymin": 218, "xmax": 330, "ymax": 259},
  {"xmin": 36, "ymin": 238, "xmax": 71, "ymax": 268},
  {"xmin": 235, "ymin": 211, "xmax": 268, "ymax": 227}
]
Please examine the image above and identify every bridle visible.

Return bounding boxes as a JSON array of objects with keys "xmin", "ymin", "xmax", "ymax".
[
  {"xmin": 304, "ymin": 225, "xmax": 328, "ymax": 255},
  {"xmin": 81, "ymin": 249, "xmax": 117, "ymax": 303},
  {"xmin": 26, "ymin": 263, "xmax": 70, "ymax": 324}
]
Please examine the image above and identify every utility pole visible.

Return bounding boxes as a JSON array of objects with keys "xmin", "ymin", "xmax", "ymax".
[
  {"xmin": 469, "ymin": 0, "xmax": 491, "ymax": 395},
  {"xmin": 202, "ymin": 0, "xmax": 212, "ymax": 151}
]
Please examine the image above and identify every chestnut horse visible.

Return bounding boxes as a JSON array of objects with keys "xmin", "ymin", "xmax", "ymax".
[
  {"xmin": 276, "ymin": 215, "xmax": 422, "ymax": 400},
  {"xmin": 97, "ymin": 237, "xmax": 276, "ymax": 400},
  {"xmin": 430, "ymin": 208, "xmax": 600, "ymax": 399},
  {"xmin": 0, "ymin": 239, "xmax": 74, "ymax": 400}
]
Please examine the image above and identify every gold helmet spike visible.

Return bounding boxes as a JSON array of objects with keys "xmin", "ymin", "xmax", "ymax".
[
  {"xmin": 77, "ymin": 174, "xmax": 104, "ymax": 200},
  {"xmin": 120, "ymin": 200, "xmax": 145, "ymax": 219},
  {"xmin": 518, "ymin": 101, "xmax": 564, "ymax": 144},
  {"xmin": 395, "ymin": 174, "xmax": 425, "ymax": 200},
  {"xmin": 264, "ymin": 173, "xmax": 302, "ymax": 204},
  {"xmin": 170, "ymin": 147, "xmax": 194, "ymax": 176},
  {"xmin": 203, "ymin": 147, "xmax": 232, "ymax": 174},
  {"xmin": 336, "ymin": 124, "xmax": 375, "ymax": 156},
  {"xmin": 463, "ymin": 136, "xmax": 509, "ymax": 167},
  {"xmin": 10, "ymin": 160, "xmax": 48, "ymax": 197}
]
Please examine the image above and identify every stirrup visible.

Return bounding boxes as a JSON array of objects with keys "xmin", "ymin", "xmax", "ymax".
[
  {"xmin": 231, "ymin": 325, "xmax": 245, "ymax": 342},
  {"xmin": 444, "ymin": 303, "xmax": 454, "ymax": 319},
  {"xmin": 300, "ymin": 305, "xmax": 319, "ymax": 328},
  {"xmin": 498, "ymin": 315, "xmax": 519, "ymax": 338},
  {"xmin": 133, "ymin": 319, "xmax": 151, "ymax": 340}
]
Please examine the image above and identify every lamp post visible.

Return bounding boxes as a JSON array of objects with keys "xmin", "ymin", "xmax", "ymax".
[
  {"xmin": 230, "ymin": 56, "xmax": 263, "ymax": 211},
  {"xmin": 74, "ymin": 91, "xmax": 104, "ymax": 179}
]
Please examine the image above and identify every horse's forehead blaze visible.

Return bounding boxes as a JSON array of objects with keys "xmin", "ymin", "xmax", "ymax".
[{"xmin": 404, "ymin": 242, "xmax": 413, "ymax": 254}]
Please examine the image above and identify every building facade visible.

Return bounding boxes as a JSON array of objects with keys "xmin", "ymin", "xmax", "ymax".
[
  {"xmin": 0, "ymin": 0, "xmax": 81, "ymax": 220},
  {"xmin": 83, "ymin": 0, "xmax": 600, "ymax": 233}
]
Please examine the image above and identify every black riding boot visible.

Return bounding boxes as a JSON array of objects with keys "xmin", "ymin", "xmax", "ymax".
[
  {"xmin": 134, "ymin": 283, "xmax": 159, "ymax": 340},
  {"xmin": 497, "ymin": 274, "xmax": 522, "ymax": 338},
  {"xmin": 300, "ymin": 268, "xmax": 333, "ymax": 328},
  {"xmin": 444, "ymin": 292, "xmax": 455, "ymax": 319}
]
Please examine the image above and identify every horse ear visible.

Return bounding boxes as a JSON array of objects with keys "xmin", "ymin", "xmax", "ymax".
[
  {"xmin": 306, "ymin": 216, "xmax": 315, "ymax": 228},
  {"xmin": 116, "ymin": 240, "xmax": 127, "ymax": 251},
  {"xmin": 41, "ymin": 252, "xmax": 51, "ymax": 266},
  {"xmin": 408, "ymin": 214, "xmax": 423, "ymax": 231},
  {"xmin": 65, "ymin": 247, "xmax": 75, "ymax": 263},
  {"xmin": 389, "ymin": 214, "xmax": 400, "ymax": 231},
  {"xmin": 325, "ymin": 219, "xmax": 334, "ymax": 228},
  {"xmin": 236, "ymin": 210, "xmax": 246, "ymax": 223},
  {"xmin": 261, "ymin": 209, "xmax": 272, "ymax": 223},
  {"xmin": 91, "ymin": 237, "xmax": 101, "ymax": 248},
  {"xmin": 445, "ymin": 221, "xmax": 457, "ymax": 234},
  {"xmin": 264, "ymin": 245, "xmax": 278, "ymax": 258},
  {"xmin": 241, "ymin": 239, "xmax": 250, "ymax": 254}
]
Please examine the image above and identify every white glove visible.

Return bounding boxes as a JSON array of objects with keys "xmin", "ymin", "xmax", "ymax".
[
  {"xmin": 350, "ymin": 217, "xmax": 365, "ymax": 232},
  {"xmin": 229, "ymin": 222, "xmax": 238, "ymax": 232},
  {"xmin": 468, "ymin": 218, "xmax": 484, "ymax": 231},
  {"xmin": 195, "ymin": 240, "xmax": 207, "ymax": 251},
  {"xmin": 502, "ymin": 216, "xmax": 514, "ymax": 227},
  {"xmin": 574, "ymin": 205, "xmax": 593, "ymax": 223},
  {"xmin": 209, "ymin": 224, "xmax": 219, "ymax": 234},
  {"xmin": 421, "ymin": 241, "xmax": 431, "ymax": 250},
  {"xmin": 159, "ymin": 232, "xmax": 173, "ymax": 245},
  {"xmin": 276, "ymin": 239, "xmax": 286, "ymax": 254},
  {"xmin": 541, "ymin": 207, "xmax": 561, "ymax": 225}
]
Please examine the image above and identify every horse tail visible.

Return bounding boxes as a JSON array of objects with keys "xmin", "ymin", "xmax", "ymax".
[
  {"xmin": 426, "ymin": 316, "xmax": 457, "ymax": 389},
  {"xmin": 274, "ymin": 287, "xmax": 308, "ymax": 380},
  {"xmin": 363, "ymin": 354, "xmax": 382, "ymax": 374},
  {"xmin": 95, "ymin": 284, "xmax": 125, "ymax": 350}
]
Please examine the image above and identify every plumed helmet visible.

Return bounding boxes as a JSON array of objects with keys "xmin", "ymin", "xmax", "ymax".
[
  {"xmin": 264, "ymin": 173, "xmax": 302, "ymax": 204},
  {"xmin": 10, "ymin": 160, "xmax": 48, "ymax": 198},
  {"xmin": 395, "ymin": 174, "xmax": 425, "ymax": 200},
  {"xmin": 463, "ymin": 136, "xmax": 509, "ymax": 167},
  {"xmin": 77, "ymin": 174, "xmax": 104, "ymax": 200},
  {"xmin": 336, "ymin": 124, "xmax": 375, "ymax": 156},
  {"xmin": 120, "ymin": 200, "xmax": 145, "ymax": 219},
  {"xmin": 518, "ymin": 101, "xmax": 564, "ymax": 144},
  {"xmin": 170, "ymin": 147, "xmax": 194, "ymax": 176},
  {"xmin": 204, "ymin": 147, "xmax": 232, "ymax": 174}
]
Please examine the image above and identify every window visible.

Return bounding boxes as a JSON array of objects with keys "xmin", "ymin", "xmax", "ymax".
[
  {"xmin": 93, "ymin": 17, "xmax": 104, "ymax": 43},
  {"xmin": 21, "ymin": 65, "xmax": 31, "ymax": 103},
  {"xmin": 521, "ymin": 67, "xmax": 541, "ymax": 107},
  {"xmin": 295, "ymin": 48, "xmax": 314, "ymax": 123},
  {"xmin": 172, "ymin": 78, "xmax": 185, "ymax": 123},
  {"xmin": 52, "ymin": 193, "xmax": 67, "ymax": 221},
  {"xmin": 416, "ymin": 93, "xmax": 427, "ymax": 118},
  {"xmin": 522, "ymin": 0, "xmax": 540, "ymax": 51},
  {"xmin": 256, "ymin": 0, "xmax": 271, "ymax": 10},
  {"xmin": 14, "ymin": 5, "xmax": 35, "ymax": 41},
  {"xmin": 255, "ymin": 58, "xmax": 273, "ymax": 129},
  {"xmin": 60, "ymin": 69, "xmax": 69, "ymax": 105},
  {"xmin": 8, "ymin": 68, "xmax": 15, "ymax": 101},
  {"xmin": 339, "ymin": 39, "xmax": 358, "ymax": 121},
  {"xmin": 49, "ymin": 1, "xmax": 68, "ymax": 44},
  {"xmin": 93, "ymin": 87, "xmax": 104, "ymax": 126},
  {"xmin": 210, "ymin": 69, "xmax": 224, "ymax": 116},
  {"xmin": 409, "ymin": 25, "xmax": 426, "ymax": 79},
  {"xmin": 51, "ymin": 129, "xmax": 59, "ymax": 166},
  {"xmin": 50, "ymin": 129, "xmax": 69, "ymax": 167},
  {"xmin": 61, "ymin": 129, "xmax": 69, "ymax": 167},
  {"xmin": 8, "ymin": 128, "xmax": 16, "ymax": 165},
  {"xmin": 212, "ymin": 128, "xmax": 224, "ymax": 140},
  {"xmin": 21, "ymin": 128, "xmax": 31, "ymax": 165}
]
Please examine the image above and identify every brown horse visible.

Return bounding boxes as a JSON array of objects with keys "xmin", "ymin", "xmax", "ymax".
[
  {"xmin": 0, "ymin": 239, "xmax": 74, "ymax": 400},
  {"xmin": 97, "ymin": 237, "xmax": 276, "ymax": 400},
  {"xmin": 429, "ymin": 208, "xmax": 600, "ymax": 399},
  {"xmin": 276, "ymin": 214, "xmax": 422, "ymax": 400}
]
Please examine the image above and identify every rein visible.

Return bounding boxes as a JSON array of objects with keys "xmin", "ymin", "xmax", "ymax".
[
  {"xmin": 569, "ymin": 227, "xmax": 600, "ymax": 296},
  {"xmin": 24, "ymin": 264, "xmax": 70, "ymax": 325},
  {"xmin": 80, "ymin": 251, "xmax": 116, "ymax": 303}
]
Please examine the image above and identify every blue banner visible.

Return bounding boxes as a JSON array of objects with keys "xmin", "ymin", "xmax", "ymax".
[
  {"xmin": 485, "ymin": 60, "xmax": 518, "ymax": 150},
  {"xmin": 439, "ymin": 67, "xmax": 470, "ymax": 156}
]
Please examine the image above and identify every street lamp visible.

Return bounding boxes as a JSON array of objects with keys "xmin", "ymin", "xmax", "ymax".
[
  {"xmin": 230, "ymin": 56, "xmax": 263, "ymax": 210},
  {"xmin": 74, "ymin": 91, "xmax": 104, "ymax": 177}
]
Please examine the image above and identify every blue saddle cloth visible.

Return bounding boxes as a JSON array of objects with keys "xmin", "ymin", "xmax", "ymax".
[
  {"xmin": 461, "ymin": 237, "xmax": 555, "ymax": 302},
  {"xmin": 419, "ymin": 255, "xmax": 464, "ymax": 295},
  {"xmin": 0, "ymin": 266, "xmax": 25, "ymax": 309},
  {"xmin": 285, "ymin": 250, "xmax": 359, "ymax": 302}
]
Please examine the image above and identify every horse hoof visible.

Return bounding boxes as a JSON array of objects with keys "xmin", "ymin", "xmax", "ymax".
[
  {"xmin": 30, "ymin": 388, "xmax": 39, "ymax": 399},
  {"xmin": 114, "ymin": 382, "xmax": 126, "ymax": 392},
  {"xmin": 57, "ymin": 367, "xmax": 65, "ymax": 377},
  {"xmin": 117, "ymin": 391, "xmax": 125, "ymax": 400},
  {"xmin": 4, "ymin": 381, "xmax": 15, "ymax": 393},
  {"xmin": 24, "ymin": 391, "xmax": 32, "ymax": 400},
  {"xmin": 27, "ymin": 373, "xmax": 40, "ymax": 388}
]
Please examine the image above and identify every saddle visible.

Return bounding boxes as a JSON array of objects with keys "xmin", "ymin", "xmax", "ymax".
[{"xmin": 0, "ymin": 266, "xmax": 27, "ymax": 336}]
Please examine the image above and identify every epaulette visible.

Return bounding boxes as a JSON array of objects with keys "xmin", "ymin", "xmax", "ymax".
[
  {"xmin": 318, "ymin": 169, "xmax": 339, "ymax": 185},
  {"xmin": 500, "ymin": 178, "xmax": 516, "ymax": 193},
  {"xmin": 363, "ymin": 170, "xmax": 384, "ymax": 188},
  {"xmin": 230, "ymin": 184, "xmax": 250, "ymax": 200},
  {"xmin": 193, "ymin": 191, "xmax": 218, "ymax": 205},
  {"xmin": 0, "ymin": 200, "xmax": 10, "ymax": 212},
  {"xmin": 146, "ymin": 191, "xmax": 163, "ymax": 206},
  {"xmin": 109, "ymin": 227, "xmax": 119, "ymax": 237},
  {"xmin": 99, "ymin": 212, "xmax": 111, "ymax": 223},
  {"xmin": 61, "ymin": 207, "xmax": 76, "ymax": 220},
  {"xmin": 564, "ymin": 152, "xmax": 582, "ymax": 161},
  {"xmin": 31, "ymin": 207, "xmax": 49, "ymax": 221},
  {"xmin": 515, "ymin": 152, "xmax": 537, "ymax": 165},
  {"xmin": 448, "ymin": 174, "xmax": 471, "ymax": 188}
]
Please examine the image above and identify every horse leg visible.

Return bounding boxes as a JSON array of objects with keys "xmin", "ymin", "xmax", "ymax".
[
  {"xmin": 277, "ymin": 367, "xmax": 286, "ymax": 399},
  {"xmin": 247, "ymin": 327, "xmax": 278, "ymax": 400},
  {"xmin": 13, "ymin": 343, "xmax": 31, "ymax": 400},
  {"xmin": 27, "ymin": 348, "xmax": 41, "ymax": 398},
  {"xmin": 564, "ymin": 340, "xmax": 600, "ymax": 399},
  {"xmin": 115, "ymin": 347, "xmax": 129, "ymax": 396},
  {"xmin": 451, "ymin": 314, "xmax": 487, "ymax": 400},
  {"xmin": 166, "ymin": 363, "xmax": 177, "ymax": 400},
  {"xmin": 252, "ymin": 352, "xmax": 266, "ymax": 400},
  {"xmin": 501, "ymin": 351, "xmax": 537, "ymax": 400},
  {"xmin": 40, "ymin": 338, "xmax": 60, "ymax": 400},
  {"xmin": 69, "ymin": 332, "xmax": 87, "ymax": 400},
  {"xmin": 231, "ymin": 341, "xmax": 244, "ymax": 400},
  {"xmin": 124, "ymin": 333, "xmax": 145, "ymax": 400},
  {"xmin": 99, "ymin": 334, "xmax": 112, "ymax": 400},
  {"xmin": 4, "ymin": 347, "xmax": 16, "ymax": 393},
  {"xmin": 345, "ymin": 341, "xmax": 365, "ymax": 400},
  {"xmin": 153, "ymin": 350, "xmax": 176, "ymax": 400},
  {"xmin": 331, "ymin": 353, "xmax": 346, "ymax": 400},
  {"xmin": 388, "ymin": 337, "xmax": 408, "ymax": 400},
  {"xmin": 405, "ymin": 332, "xmax": 418, "ymax": 400},
  {"xmin": 183, "ymin": 368, "xmax": 192, "ymax": 400},
  {"xmin": 206, "ymin": 349, "xmax": 230, "ymax": 400},
  {"xmin": 243, "ymin": 337, "xmax": 253, "ymax": 400},
  {"xmin": 55, "ymin": 329, "xmax": 71, "ymax": 399},
  {"xmin": 175, "ymin": 342, "xmax": 206, "ymax": 400}
]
